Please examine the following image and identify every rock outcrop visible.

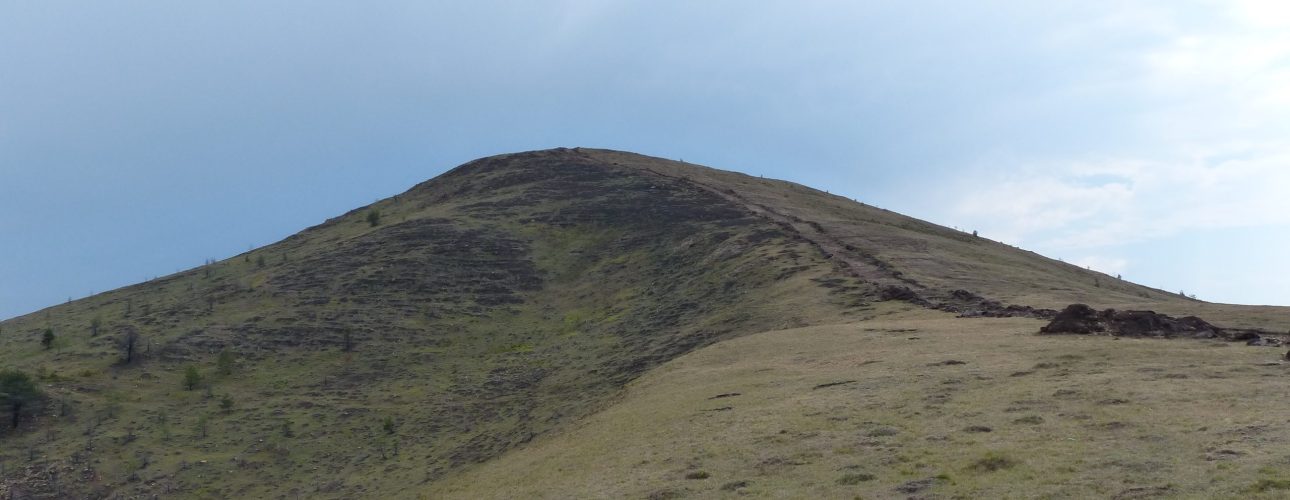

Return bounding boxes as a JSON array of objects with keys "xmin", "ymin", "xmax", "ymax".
[{"xmin": 1041, "ymin": 304, "xmax": 1279, "ymax": 345}]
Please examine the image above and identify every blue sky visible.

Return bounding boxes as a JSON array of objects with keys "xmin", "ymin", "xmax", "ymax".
[{"xmin": 3, "ymin": 1, "xmax": 1289, "ymax": 319}]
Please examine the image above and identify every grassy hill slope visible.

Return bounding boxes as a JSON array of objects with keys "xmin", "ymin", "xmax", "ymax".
[
  {"xmin": 0, "ymin": 149, "xmax": 868, "ymax": 498},
  {"xmin": 1, "ymin": 148, "xmax": 1287, "ymax": 498},
  {"xmin": 432, "ymin": 305, "xmax": 1290, "ymax": 499}
]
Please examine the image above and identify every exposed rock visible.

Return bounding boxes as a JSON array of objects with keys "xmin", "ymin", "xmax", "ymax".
[{"xmin": 1041, "ymin": 304, "xmax": 1282, "ymax": 345}]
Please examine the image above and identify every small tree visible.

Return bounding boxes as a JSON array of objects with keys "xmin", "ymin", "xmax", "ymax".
[
  {"xmin": 216, "ymin": 349, "xmax": 235, "ymax": 376},
  {"xmin": 41, "ymin": 329, "xmax": 55, "ymax": 350},
  {"xmin": 0, "ymin": 370, "xmax": 42, "ymax": 429},
  {"xmin": 90, "ymin": 315, "xmax": 102, "ymax": 337},
  {"xmin": 382, "ymin": 415, "xmax": 396, "ymax": 435},
  {"xmin": 194, "ymin": 414, "xmax": 209, "ymax": 439},
  {"xmin": 183, "ymin": 366, "xmax": 202, "ymax": 391},
  {"xmin": 219, "ymin": 395, "xmax": 234, "ymax": 411},
  {"xmin": 120, "ymin": 327, "xmax": 140, "ymax": 365},
  {"xmin": 366, "ymin": 209, "xmax": 382, "ymax": 227}
]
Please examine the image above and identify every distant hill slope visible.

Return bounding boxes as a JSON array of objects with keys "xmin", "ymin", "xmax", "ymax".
[{"xmin": 1, "ymin": 148, "xmax": 1286, "ymax": 498}]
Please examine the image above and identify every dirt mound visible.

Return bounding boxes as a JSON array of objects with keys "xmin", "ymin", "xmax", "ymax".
[{"xmin": 1041, "ymin": 304, "xmax": 1279, "ymax": 344}]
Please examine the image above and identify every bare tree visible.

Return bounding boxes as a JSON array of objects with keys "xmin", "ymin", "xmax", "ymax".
[{"xmin": 120, "ymin": 326, "xmax": 141, "ymax": 365}]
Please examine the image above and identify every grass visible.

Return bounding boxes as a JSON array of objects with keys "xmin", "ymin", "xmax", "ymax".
[{"xmin": 429, "ymin": 307, "xmax": 1290, "ymax": 499}]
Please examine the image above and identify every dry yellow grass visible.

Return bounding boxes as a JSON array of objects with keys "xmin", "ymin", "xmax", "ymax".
[{"xmin": 430, "ymin": 304, "xmax": 1290, "ymax": 499}]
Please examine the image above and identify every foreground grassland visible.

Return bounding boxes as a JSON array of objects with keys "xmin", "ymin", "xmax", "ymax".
[{"xmin": 433, "ymin": 305, "xmax": 1290, "ymax": 499}]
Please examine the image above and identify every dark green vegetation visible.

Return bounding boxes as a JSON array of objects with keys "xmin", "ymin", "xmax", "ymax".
[
  {"xmin": 0, "ymin": 370, "xmax": 42, "ymax": 429},
  {"xmin": 1, "ymin": 148, "xmax": 1287, "ymax": 498}
]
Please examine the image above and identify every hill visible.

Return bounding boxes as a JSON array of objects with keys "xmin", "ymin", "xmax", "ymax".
[{"xmin": 2, "ymin": 148, "xmax": 1287, "ymax": 498}]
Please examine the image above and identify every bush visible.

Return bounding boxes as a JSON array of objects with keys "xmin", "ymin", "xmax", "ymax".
[
  {"xmin": 41, "ymin": 329, "xmax": 55, "ymax": 350},
  {"xmin": 0, "ymin": 370, "xmax": 43, "ymax": 428},
  {"xmin": 366, "ymin": 209, "xmax": 382, "ymax": 227}
]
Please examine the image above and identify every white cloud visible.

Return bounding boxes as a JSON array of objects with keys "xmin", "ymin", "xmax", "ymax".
[
  {"xmin": 944, "ymin": 0, "xmax": 1290, "ymax": 255},
  {"xmin": 953, "ymin": 151, "xmax": 1290, "ymax": 250}
]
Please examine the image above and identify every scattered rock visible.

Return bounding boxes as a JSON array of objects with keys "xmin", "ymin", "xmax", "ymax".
[
  {"xmin": 895, "ymin": 477, "xmax": 943, "ymax": 494},
  {"xmin": 719, "ymin": 481, "xmax": 749, "ymax": 491},
  {"xmin": 813, "ymin": 380, "xmax": 857, "ymax": 390},
  {"xmin": 865, "ymin": 427, "xmax": 900, "ymax": 437},
  {"xmin": 708, "ymin": 392, "xmax": 741, "ymax": 400},
  {"xmin": 929, "ymin": 360, "xmax": 967, "ymax": 366},
  {"xmin": 963, "ymin": 425, "xmax": 993, "ymax": 433},
  {"xmin": 1112, "ymin": 485, "xmax": 1173, "ymax": 499},
  {"xmin": 1205, "ymin": 449, "xmax": 1246, "ymax": 461},
  {"xmin": 836, "ymin": 473, "xmax": 876, "ymax": 485}
]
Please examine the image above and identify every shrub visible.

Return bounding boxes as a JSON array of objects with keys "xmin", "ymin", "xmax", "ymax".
[
  {"xmin": 366, "ymin": 209, "xmax": 382, "ymax": 227},
  {"xmin": 41, "ymin": 329, "xmax": 55, "ymax": 350},
  {"xmin": 0, "ymin": 370, "xmax": 42, "ymax": 428}
]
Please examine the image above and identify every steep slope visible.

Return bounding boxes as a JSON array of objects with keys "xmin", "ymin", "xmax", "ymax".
[{"xmin": 1, "ymin": 148, "xmax": 1287, "ymax": 499}]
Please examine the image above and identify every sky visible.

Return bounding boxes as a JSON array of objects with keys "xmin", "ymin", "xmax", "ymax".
[{"xmin": 3, "ymin": 0, "xmax": 1289, "ymax": 319}]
